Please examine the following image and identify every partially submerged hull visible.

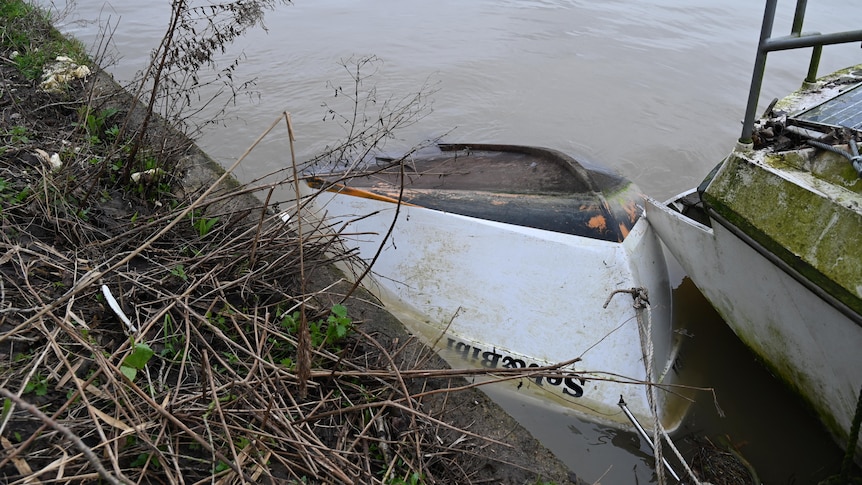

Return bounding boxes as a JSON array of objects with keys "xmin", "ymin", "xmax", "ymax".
[
  {"xmin": 646, "ymin": 62, "xmax": 862, "ymax": 459},
  {"xmin": 301, "ymin": 144, "xmax": 686, "ymax": 429}
]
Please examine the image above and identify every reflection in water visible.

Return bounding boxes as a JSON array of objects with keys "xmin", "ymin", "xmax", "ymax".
[
  {"xmin": 482, "ymin": 382, "xmax": 660, "ymax": 484},
  {"xmin": 592, "ymin": 426, "xmax": 650, "ymax": 466}
]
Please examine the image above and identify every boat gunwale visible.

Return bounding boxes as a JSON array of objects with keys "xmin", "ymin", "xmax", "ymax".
[{"xmin": 305, "ymin": 143, "xmax": 643, "ymax": 242}]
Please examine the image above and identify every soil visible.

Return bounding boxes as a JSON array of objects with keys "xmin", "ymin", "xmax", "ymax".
[{"xmin": 0, "ymin": 17, "xmax": 583, "ymax": 485}]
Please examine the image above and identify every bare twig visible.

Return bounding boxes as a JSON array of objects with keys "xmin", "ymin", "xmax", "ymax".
[{"xmin": 0, "ymin": 388, "xmax": 133, "ymax": 485}]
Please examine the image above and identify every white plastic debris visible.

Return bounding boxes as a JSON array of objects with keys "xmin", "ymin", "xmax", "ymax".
[
  {"xmin": 40, "ymin": 55, "xmax": 91, "ymax": 93},
  {"xmin": 49, "ymin": 153, "xmax": 62, "ymax": 171},
  {"xmin": 130, "ymin": 168, "xmax": 166, "ymax": 183},
  {"xmin": 101, "ymin": 284, "xmax": 138, "ymax": 334},
  {"xmin": 33, "ymin": 148, "xmax": 62, "ymax": 171}
]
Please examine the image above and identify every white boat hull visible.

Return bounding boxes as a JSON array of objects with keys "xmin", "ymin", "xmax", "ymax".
[
  {"xmin": 302, "ymin": 188, "xmax": 686, "ymax": 429},
  {"xmin": 646, "ymin": 191, "xmax": 862, "ymax": 460}
]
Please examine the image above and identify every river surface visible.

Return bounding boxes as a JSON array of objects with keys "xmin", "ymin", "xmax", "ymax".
[{"xmin": 52, "ymin": 0, "xmax": 860, "ymax": 483}]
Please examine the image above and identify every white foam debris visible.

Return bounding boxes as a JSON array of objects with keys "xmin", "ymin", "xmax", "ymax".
[{"xmin": 40, "ymin": 55, "xmax": 91, "ymax": 93}]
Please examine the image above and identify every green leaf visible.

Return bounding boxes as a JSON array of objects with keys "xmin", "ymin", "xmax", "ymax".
[
  {"xmin": 1, "ymin": 399, "xmax": 11, "ymax": 422},
  {"xmin": 120, "ymin": 365, "xmax": 137, "ymax": 381},
  {"xmin": 331, "ymin": 304, "xmax": 347, "ymax": 319},
  {"xmin": 280, "ymin": 312, "xmax": 299, "ymax": 331},
  {"xmin": 123, "ymin": 342, "xmax": 154, "ymax": 370},
  {"xmin": 131, "ymin": 452, "xmax": 150, "ymax": 468},
  {"xmin": 170, "ymin": 265, "xmax": 188, "ymax": 281}
]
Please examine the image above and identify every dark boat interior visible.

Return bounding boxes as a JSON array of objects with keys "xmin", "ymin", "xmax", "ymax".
[{"xmin": 306, "ymin": 143, "xmax": 643, "ymax": 242}]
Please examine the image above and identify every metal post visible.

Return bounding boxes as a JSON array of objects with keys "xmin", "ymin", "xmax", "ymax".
[
  {"xmin": 740, "ymin": 0, "xmax": 778, "ymax": 144},
  {"xmin": 792, "ymin": 0, "xmax": 817, "ymax": 82},
  {"xmin": 618, "ymin": 396, "xmax": 683, "ymax": 483},
  {"xmin": 805, "ymin": 44, "xmax": 823, "ymax": 83},
  {"xmin": 791, "ymin": 0, "xmax": 807, "ymax": 36}
]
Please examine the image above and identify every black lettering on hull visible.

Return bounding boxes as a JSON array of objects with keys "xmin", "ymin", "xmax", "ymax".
[{"xmin": 445, "ymin": 337, "xmax": 586, "ymax": 398}]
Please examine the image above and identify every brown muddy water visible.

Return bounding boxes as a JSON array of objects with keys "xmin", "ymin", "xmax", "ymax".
[{"xmin": 53, "ymin": 0, "xmax": 860, "ymax": 482}]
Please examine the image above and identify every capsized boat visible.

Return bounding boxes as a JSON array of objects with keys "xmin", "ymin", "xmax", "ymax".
[
  {"xmin": 645, "ymin": 0, "xmax": 862, "ymax": 461},
  {"xmin": 300, "ymin": 143, "xmax": 688, "ymax": 430}
]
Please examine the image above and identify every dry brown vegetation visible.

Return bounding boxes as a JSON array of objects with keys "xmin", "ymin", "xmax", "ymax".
[{"xmin": 0, "ymin": 2, "xmax": 583, "ymax": 483}]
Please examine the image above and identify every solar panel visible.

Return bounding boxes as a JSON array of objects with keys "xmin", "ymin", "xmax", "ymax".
[{"xmin": 789, "ymin": 83, "xmax": 862, "ymax": 132}]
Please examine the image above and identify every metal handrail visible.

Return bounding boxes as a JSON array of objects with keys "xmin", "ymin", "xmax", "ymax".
[{"xmin": 739, "ymin": 0, "xmax": 862, "ymax": 144}]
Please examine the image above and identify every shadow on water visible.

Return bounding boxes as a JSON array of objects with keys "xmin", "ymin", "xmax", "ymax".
[{"xmin": 482, "ymin": 277, "xmax": 856, "ymax": 484}]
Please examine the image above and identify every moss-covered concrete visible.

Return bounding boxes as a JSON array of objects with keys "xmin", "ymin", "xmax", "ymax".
[{"xmin": 703, "ymin": 147, "xmax": 862, "ymax": 316}]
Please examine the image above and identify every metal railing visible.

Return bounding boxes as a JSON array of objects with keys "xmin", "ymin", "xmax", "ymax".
[{"xmin": 739, "ymin": 0, "xmax": 862, "ymax": 144}]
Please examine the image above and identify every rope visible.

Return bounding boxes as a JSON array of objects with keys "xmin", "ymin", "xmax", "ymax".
[
  {"xmin": 633, "ymin": 288, "xmax": 666, "ymax": 485},
  {"xmin": 606, "ymin": 287, "xmax": 702, "ymax": 485},
  {"xmin": 661, "ymin": 427, "xmax": 702, "ymax": 484}
]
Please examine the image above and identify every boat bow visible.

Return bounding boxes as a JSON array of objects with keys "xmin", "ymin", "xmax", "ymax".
[{"xmin": 300, "ymin": 143, "xmax": 686, "ymax": 430}]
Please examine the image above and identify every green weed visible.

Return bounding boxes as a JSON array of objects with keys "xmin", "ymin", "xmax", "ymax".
[
  {"xmin": 75, "ymin": 106, "xmax": 119, "ymax": 145},
  {"xmin": 222, "ymin": 351, "xmax": 240, "ymax": 365},
  {"xmin": 160, "ymin": 314, "xmax": 184, "ymax": 360},
  {"xmin": 13, "ymin": 187, "xmax": 30, "ymax": 203},
  {"xmin": 387, "ymin": 473, "xmax": 423, "ymax": 485},
  {"xmin": 189, "ymin": 210, "xmax": 219, "ymax": 237},
  {"xmin": 280, "ymin": 304, "xmax": 353, "ymax": 349},
  {"xmin": 12, "ymin": 352, "xmax": 30, "ymax": 363},
  {"xmin": 131, "ymin": 452, "xmax": 162, "ymax": 470},
  {"xmin": 206, "ymin": 309, "xmax": 229, "ymax": 331},
  {"xmin": 170, "ymin": 264, "xmax": 188, "ymax": 281},
  {"xmin": 4, "ymin": 125, "xmax": 30, "ymax": 145},
  {"xmin": 325, "ymin": 304, "xmax": 352, "ymax": 344},
  {"xmin": 1, "ymin": 398, "xmax": 11, "ymax": 424},
  {"xmin": 120, "ymin": 341, "xmax": 155, "ymax": 381},
  {"xmin": 23, "ymin": 372, "xmax": 49, "ymax": 396}
]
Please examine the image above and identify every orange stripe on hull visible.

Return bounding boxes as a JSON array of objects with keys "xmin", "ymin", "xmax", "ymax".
[{"xmin": 307, "ymin": 178, "xmax": 419, "ymax": 207}]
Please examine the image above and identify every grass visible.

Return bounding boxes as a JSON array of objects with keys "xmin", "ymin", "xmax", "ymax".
[{"xmin": 0, "ymin": 0, "xmax": 87, "ymax": 80}]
